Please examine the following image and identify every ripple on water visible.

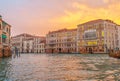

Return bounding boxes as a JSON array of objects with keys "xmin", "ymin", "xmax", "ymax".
[{"xmin": 0, "ymin": 54, "xmax": 120, "ymax": 81}]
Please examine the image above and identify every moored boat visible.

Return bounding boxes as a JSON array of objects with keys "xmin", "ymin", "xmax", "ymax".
[{"xmin": 109, "ymin": 50, "xmax": 120, "ymax": 58}]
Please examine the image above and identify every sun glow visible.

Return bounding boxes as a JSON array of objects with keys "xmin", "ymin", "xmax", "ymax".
[{"xmin": 52, "ymin": 1, "xmax": 120, "ymax": 29}]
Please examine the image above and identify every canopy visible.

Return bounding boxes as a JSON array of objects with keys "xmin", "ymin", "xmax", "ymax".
[{"xmin": 2, "ymin": 34, "xmax": 7, "ymax": 38}]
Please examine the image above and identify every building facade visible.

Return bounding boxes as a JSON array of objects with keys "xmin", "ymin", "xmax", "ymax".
[
  {"xmin": 77, "ymin": 19, "xmax": 118, "ymax": 53},
  {"xmin": 33, "ymin": 36, "xmax": 45, "ymax": 53},
  {"xmin": 11, "ymin": 33, "xmax": 34, "ymax": 53},
  {"xmin": 39, "ymin": 40, "xmax": 46, "ymax": 53},
  {"xmin": 23, "ymin": 38, "xmax": 34, "ymax": 53},
  {"xmin": 117, "ymin": 25, "xmax": 120, "ymax": 49},
  {"xmin": 46, "ymin": 29, "xmax": 77, "ymax": 53},
  {"xmin": 11, "ymin": 33, "xmax": 45, "ymax": 53},
  {"xmin": 0, "ymin": 15, "xmax": 11, "ymax": 57},
  {"xmin": 36, "ymin": 40, "xmax": 46, "ymax": 53},
  {"xmin": 11, "ymin": 19, "xmax": 120, "ymax": 54}
]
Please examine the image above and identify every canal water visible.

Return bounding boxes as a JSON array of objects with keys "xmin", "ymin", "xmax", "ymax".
[{"xmin": 0, "ymin": 54, "xmax": 120, "ymax": 81}]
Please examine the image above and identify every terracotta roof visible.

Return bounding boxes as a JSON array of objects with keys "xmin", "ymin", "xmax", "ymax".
[
  {"xmin": 12, "ymin": 33, "xmax": 46, "ymax": 40},
  {"xmin": 117, "ymin": 25, "xmax": 120, "ymax": 26},
  {"xmin": 48, "ymin": 28, "xmax": 77, "ymax": 34},
  {"xmin": 78, "ymin": 19, "xmax": 116, "ymax": 26},
  {"xmin": 12, "ymin": 33, "xmax": 33, "ymax": 38}
]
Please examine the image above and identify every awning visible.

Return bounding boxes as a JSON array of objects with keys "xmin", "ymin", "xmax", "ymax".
[{"xmin": 2, "ymin": 34, "xmax": 7, "ymax": 38}]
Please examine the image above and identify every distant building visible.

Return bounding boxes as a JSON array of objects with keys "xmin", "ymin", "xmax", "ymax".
[
  {"xmin": 46, "ymin": 28, "xmax": 77, "ymax": 53},
  {"xmin": 23, "ymin": 38, "xmax": 34, "ymax": 53},
  {"xmin": 11, "ymin": 19, "xmax": 120, "ymax": 54},
  {"xmin": 33, "ymin": 36, "xmax": 45, "ymax": 53},
  {"xmin": 11, "ymin": 33, "xmax": 45, "ymax": 53},
  {"xmin": 77, "ymin": 19, "xmax": 118, "ymax": 53},
  {"xmin": 11, "ymin": 33, "xmax": 34, "ymax": 53},
  {"xmin": 37, "ymin": 40, "xmax": 46, "ymax": 53}
]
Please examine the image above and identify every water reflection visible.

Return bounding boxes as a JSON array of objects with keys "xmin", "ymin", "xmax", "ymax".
[
  {"xmin": 0, "ymin": 57, "xmax": 12, "ymax": 81},
  {"xmin": 0, "ymin": 54, "xmax": 120, "ymax": 81}
]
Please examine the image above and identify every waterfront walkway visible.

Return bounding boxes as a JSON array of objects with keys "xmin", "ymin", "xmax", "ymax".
[{"xmin": 0, "ymin": 54, "xmax": 120, "ymax": 81}]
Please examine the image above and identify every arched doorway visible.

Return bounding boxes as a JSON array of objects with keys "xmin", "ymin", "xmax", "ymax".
[
  {"xmin": 51, "ymin": 49, "xmax": 54, "ymax": 53},
  {"xmin": 89, "ymin": 47, "xmax": 93, "ymax": 54},
  {"xmin": 59, "ymin": 48, "xmax": 61, "ymax": 53}
]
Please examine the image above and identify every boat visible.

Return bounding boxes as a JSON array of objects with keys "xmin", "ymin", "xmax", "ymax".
[{"xmin": 109, "ymin": 50, "xmax": 120, "ymax": 58}]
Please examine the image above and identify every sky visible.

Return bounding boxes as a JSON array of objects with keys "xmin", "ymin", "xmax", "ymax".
[{"xmin": 0, "ymin": 0, "xmax": 120, "ymax": 36}]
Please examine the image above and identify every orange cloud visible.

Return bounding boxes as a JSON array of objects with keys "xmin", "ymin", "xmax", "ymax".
[
  {"xmin": 103, "ymin": 0, "xmax": 109, "ymax": 3},
  {"xmin": 51, "ymin": 1, "xmax": 120, "ymax": 29}
]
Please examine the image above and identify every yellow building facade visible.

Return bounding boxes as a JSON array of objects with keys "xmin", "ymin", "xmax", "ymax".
[{"xmin": 77, "ymin": 19, "xmax": 118, "ymax": 54}]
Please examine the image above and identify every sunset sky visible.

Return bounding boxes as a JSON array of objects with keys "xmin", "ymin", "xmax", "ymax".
[{"xmin": 0, "ymin": 0, "xmax": 120, "ymax": 36}]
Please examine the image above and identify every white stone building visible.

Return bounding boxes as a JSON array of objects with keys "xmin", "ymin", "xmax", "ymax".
[
  {"xmin": 23, "ymin": 38, "xmax": 34, "ymax": 53},
  {"xmin": 11, "ymin": 34, "xmax": 45, "ymax": 53},
  {"xmin": 33, "ymin": 36, "xmax": 45, "ymax": 53},
  {"xmin": 38, "ymin": 40, "xmax": 46, "ymax": 53},
  {"xmin": 11, "ymin": 33, "xmax": 34, "ymax": 53}
]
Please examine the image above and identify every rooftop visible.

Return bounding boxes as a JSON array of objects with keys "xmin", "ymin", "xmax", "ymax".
[
  {"xmin": 78, "ymin": 19, "xmax": 117, "ymax": 26},
  {"xmin": 48, "ymin": 28, "xmax": 77, "ymax": 34},
  {"xmin": 12, "ymin": 33, "xmax": 45, "ymax": 39},
  {"xmin": 0, "ymin": 15, "xmax": 11, "ymax": 26},
  {"xmin": 2, "ymin": 20, "xmax": 11, "ymax": 27},
  {"xmin": 12, "ymin": 33, "xmax": 34, "ymax": 38}
]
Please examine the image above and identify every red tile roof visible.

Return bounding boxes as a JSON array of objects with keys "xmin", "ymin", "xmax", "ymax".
[
  {"xmin": 12, "ymin": 33, "xmax": 45, "ymax": 39},
  {"xmin": 48, "ymin": 28, "xmax": 77, "ymax": 34},
  {"xmin": 12, "ymin": 33, "xmax": 33, "ymax": 38},
  {"xmin": 78, "ymin": 19, "xmax": 116, "ymax": 26}
]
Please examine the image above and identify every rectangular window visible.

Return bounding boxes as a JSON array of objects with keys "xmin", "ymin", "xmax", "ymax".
[
  {"xmin": 84, "ymin": 29, "xmax": 97, "ymax": 40},
  {"xmin": 7, "ymin": 28, "xmax": 9, "ymax": 33},
  {"xmin": 2, "ymin": 38, "xmax": 6, "ymax": 43},
  {"xmin": 102, "ymin": 31, "xmax": 104, "ymax": 37},
  {"xmin": 0, "ymin": 23, "xmax": 1, "ymax": 30},
  {"xmin": 0, "ymin": 37, "xmax": 1, "ymax": 44}
]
